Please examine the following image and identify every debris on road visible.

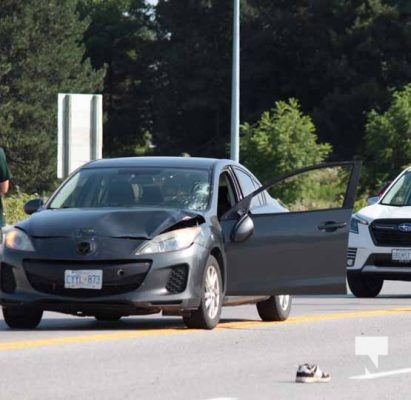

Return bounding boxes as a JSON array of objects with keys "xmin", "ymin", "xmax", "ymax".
[{"xmin": 295, "ymin": 363, "xmax": 331, "ymax": 383}]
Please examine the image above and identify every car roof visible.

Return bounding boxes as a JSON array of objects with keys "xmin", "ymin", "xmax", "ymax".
[{"xmin": 83, "ymin": 156, "xmax": 234, "ymax": 170}]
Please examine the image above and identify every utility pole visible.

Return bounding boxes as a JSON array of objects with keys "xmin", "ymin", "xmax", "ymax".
[{"xmin": 230, "ymin": 0, "xmax": 240, "ymax": 162}]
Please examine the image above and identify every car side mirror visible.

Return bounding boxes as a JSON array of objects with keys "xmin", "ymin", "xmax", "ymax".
[
  {"xmin": 24, "ymin": 198, "xmax": 45, "ymax": 215},
  {"xmin": 231, "ymin": 214, "xmax": 254, "ymax": 243},
  {"xmin": 367, "ymin": 196, "xmax": 379, "ymax": 206}
]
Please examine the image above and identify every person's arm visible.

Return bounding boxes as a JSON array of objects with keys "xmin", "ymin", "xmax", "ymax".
[
  {"xmin": 0, "ymin": 179, "xmax": 9, "ymax": 194},
  {"xmin": 0, "ymin": 147, "xmax": 11, "ymax": 195}
]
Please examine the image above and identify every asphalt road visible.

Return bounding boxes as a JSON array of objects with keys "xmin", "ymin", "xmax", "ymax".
[{"xmin": 1, "ymin": 281, "xmax": 411, "ymax": 400}]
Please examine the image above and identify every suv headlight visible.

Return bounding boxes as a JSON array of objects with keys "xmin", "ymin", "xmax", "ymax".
[
  {"xmin": 136, "ymin": 226, "xmax": 201, "ymax": 255},
  {"xmin": 5, "ymin": 228, "xmax": 35, "ymax": 251},
  {"xmin": 350, "ymin": 215, "xmax": 369, "ymax": 234}
]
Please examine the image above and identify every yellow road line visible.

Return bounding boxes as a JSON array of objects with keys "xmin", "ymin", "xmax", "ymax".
[
  {"xmin": 1, "ymin": 307, "xmax": 410, "ymax": 351},
  {"xmin": 0, "ymin": 328, "xmax": 190, "ymax": 350},
  {"xmin": 218, "ymin": 307, "xmax": 411, "ymax": 329}
]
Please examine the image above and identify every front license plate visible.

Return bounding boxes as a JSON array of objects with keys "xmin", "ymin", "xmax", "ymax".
[
  {"xmin": 64, "ymin": 270, "xmax": 103, "ymax": 289},
  {"xmin": 392, "ymin": 249, "xmax": 411, "ymax": 262}
]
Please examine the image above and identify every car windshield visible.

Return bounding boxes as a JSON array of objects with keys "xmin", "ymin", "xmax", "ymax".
[
  {"xmin": 48, "ymin": 167, "xmax": 211, "ymax": 211},
  {"xmin": 380, "ymin": 171, "xmax": 411, "ymax": 206}
]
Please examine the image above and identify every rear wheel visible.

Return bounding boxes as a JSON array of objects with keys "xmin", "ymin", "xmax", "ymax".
[
  {"xmin": 2, "ymin": 306, "xmax": 43, "ymax": 329},
  {"xmin": 257, "ymin": 295, "xmax": 292, "ymax": 321},
  {"xmin": 183, "ymin": 255, "xmax": 222, "ymax": 329},
  {"xmin": 347, "ymin": 275, "xmax": 383, "ymax": 297}
]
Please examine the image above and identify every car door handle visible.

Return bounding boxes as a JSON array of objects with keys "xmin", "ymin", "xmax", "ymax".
[{"xmin": 318, "ymin": 221, "xmax": 347, "ymax": 232}]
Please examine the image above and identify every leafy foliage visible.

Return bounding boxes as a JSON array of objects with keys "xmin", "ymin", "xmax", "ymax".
[
  {"xmin": 149, "ymin": 0, "xmax": 233, "ymax": 157},
  {"xmin": 3, "ymin": 193, "xmax": 32, "ymax": 226},
  {"xmin": 2, "ymin": 0, "xmax": 411, "ymax": 194},
  {"xmin": 240, "ymin": 98, "xmax": 332, "ymax": 186},
  {"xmin": 274, "ymin": 166, "xmax": 351, "ymax": 211},
  {"xmin": 78, "ymin": 0, "xmax": 156, "ymax": 157},
  {"xmin": 241, "ymin": 0, "xmax": 411, "ymax": 161},
  {"xmin": 0, "ymin": 0, "xmax": 104, "ymax": 193},
  {"xmin": 363, "ymin": 84, "xmax": 411, "ymax": 192}
]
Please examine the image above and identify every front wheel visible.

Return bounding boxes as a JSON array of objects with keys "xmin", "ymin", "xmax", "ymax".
[
  {"xmin": 347, "ymin": 275, "xmax": 383, "ymax": 298},
  {"xmin": 2, "ymin": 306, "xmax": 43, "ymax": 329},
  {"xmin": 183, "ymin": 255, "xmax": 222, "ymax": 329},
  {"xmin": 256, "ymin": 295, "xmax": 292, "ymax": 321}
]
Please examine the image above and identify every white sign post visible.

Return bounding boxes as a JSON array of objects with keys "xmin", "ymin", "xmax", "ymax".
[{"xmin": 57, "ymin": 93, "xmax": 103, "ymax": 179}]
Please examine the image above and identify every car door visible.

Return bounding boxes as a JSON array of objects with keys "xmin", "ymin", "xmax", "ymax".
[{"xmin": 221, "ymin": 161, "xmax": 361, "ymax": 295}]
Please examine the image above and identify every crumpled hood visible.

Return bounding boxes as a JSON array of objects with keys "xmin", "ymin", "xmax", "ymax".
[
  {"xmin": 16, "ymin": 208, "xmax": 203, "ymax": 239},
  {"xmin": 356, "ymin": 203, "xmax": 411, "ymax": 222}
]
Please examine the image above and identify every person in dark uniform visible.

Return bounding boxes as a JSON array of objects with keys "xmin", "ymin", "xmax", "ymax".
[{"xmin": 0, "ymin": 147, "xmax": 12, "ymax": 227}]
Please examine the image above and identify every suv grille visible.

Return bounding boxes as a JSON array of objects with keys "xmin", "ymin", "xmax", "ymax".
[
  {"xmin": 366, "ymin": 254, "xmax": 411, "ymax": 267},
  {"xmin": 370, "ymin": 219, "xmax": 411, "ymax": 247}
]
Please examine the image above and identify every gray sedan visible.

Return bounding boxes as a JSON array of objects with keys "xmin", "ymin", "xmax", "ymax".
[{"xmin": 0, "ymin": 157, "xmax": 360, "ymax": 329}]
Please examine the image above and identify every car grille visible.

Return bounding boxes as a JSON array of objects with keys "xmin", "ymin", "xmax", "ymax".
[
  {"xmin": 166, "ymin": 264, "xmax": 188, "ymax": 294},
  {"xmin": 23, "ymin": 260, "xmax": 150, "ymax": 298},
  {"xmin": 370, "ymin": 219, "xmax": 411, "ymax": 247}
]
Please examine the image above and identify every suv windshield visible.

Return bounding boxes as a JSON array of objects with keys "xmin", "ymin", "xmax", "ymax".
[
  {"xmin": 380, "ymin": 171, "xmax": 411, "ymax": 206},
  {"xmin": 48, "ymin": 167, "xmax": 211, "ymax": 211}
]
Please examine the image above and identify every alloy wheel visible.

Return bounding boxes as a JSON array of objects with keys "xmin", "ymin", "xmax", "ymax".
[
  {"xmin": 277, "ymin": 294, "xmax": 290, "ymax": 311},
  {"xmin": 204, "ymin": 264, "xmax": 220, "ymax": 320}
]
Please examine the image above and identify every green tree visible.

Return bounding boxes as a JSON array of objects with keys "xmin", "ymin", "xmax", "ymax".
[
  {"xmin": 240, "ymin": 0, "xmax": 411, "ymax": 161},
  {"xmin": 78, "ymin": 0, "xmax": 156, "ymax": 157},
  {"xmin": 0, "ymin": 0, "xmax": 104, "ymax": 193},
  {"xmin": 77, "ymin": 0, "xmax": 411, "ymax": 167},
  {"xmin": 150, "ymin": 0, "xmax": 233, "ymax": 157},
  {"xmin": 77, "ymin": 0, "xmax": 411, "ymax": 204},
  {"xmin": 240, "ymin": 98, "xmax": 332, "ymax": 185},
  {"xmin": 363, "ymin": 84, "xmax": 411, "ymax": 192}
]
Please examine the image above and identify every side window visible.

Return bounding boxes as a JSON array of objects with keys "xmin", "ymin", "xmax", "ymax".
[
  {"xmin": 269, "ymin": 164, "xmax": 354, "ymax": 211},
  {"xmin": 233, "ymin": 167, "xmax": 263, "ymax": 209},
  {"xmin": 217, "ymin": 172, "xmax": 236, "ymax": 219},
  {"xmin": 252, "ymin": 177, "xmax": 267, "ymax": 206}
]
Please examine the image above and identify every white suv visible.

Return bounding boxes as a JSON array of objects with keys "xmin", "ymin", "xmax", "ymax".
[{"xmin": 348, "ymin": 166, "xmax": 411, "ymax": 297}]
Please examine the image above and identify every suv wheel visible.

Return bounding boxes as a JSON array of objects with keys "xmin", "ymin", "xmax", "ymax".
[
  {"xmin": 2, "ymin": 306, "xmax": 43, "ymax": 329},
  {"xmin": 183, "ymin": 255, "xmax": 222, "ymax": 330},
  {"xmin": 257, "ymin": 295, "xmax": 292, "ymax": 321},
  {"xmin": 347, "ymin": 275, "xmax": 383, "ymax": 297}
]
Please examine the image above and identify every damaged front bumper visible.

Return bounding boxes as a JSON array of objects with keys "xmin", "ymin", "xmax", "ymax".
[{"xmin": 0, "ymin": 243, "xmax": 211, "ymax": 317}]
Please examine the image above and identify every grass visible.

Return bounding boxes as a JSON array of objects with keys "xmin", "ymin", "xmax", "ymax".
[{"xmin": 3, "ymin": 193, "xmax": 39, "ymax": 225}]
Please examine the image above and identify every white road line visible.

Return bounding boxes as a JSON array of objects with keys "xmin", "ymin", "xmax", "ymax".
[
  {"xmin": 205, "ymin": 398, "xmax": 237, "ymax": 400},
  {"xmin": 350, "ymin": 367, "xmax": 411, "ymax": 380}
]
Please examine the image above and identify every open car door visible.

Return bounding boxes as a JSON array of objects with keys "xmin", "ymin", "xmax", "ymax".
[{"xmin": 221, "ymin": 161, "xmax": 361, "ymax": 295}]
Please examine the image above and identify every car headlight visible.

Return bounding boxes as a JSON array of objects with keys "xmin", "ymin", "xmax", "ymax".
[
  {"xmin": 350, "ymin": 215, "xmax": 369, "ymax": 234},
  {"xmin": 4, "ymin": 228, "xmax": 35, "ymax": 251},
  {"xmin": 136, "ymin": 226, "xmax": 201, "ymax": 255}
]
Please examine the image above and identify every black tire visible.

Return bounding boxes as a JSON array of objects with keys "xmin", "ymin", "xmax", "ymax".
[
  {"xmin": 347, "ymin": 275, "xmax": 383, "ymax": 298},
  {"xmin": 94, "ymin": 313, "xmax": 122, "ymax": 322},
  {"xmin": 183, "ymin": 255, "xmax": 222, "ymax": 330},
  {"xmin": 257, "ymin": 295, "xmax": 292, "ymax": 321},
  {"xmin": 2, "ymin": 306, "xmax": 43, "ymax": 329}
]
